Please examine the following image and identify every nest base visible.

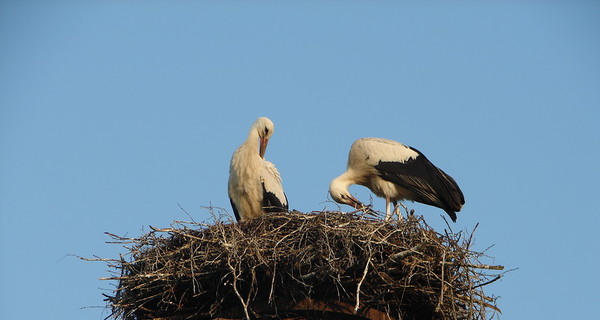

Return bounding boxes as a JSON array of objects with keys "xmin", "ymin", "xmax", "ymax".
[{"xmin": 101, "ymin": 211, "xmax": 502, "ymax": 320}]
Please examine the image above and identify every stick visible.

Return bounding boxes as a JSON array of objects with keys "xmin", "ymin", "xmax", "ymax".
[
  {"xmin": 441, "ymin": 261, "xmax": 505, "ymax": 270},
  {"xmin": 354, "ymin": 255, "xmax": 371, "ymax": 313},
  {"xmin": 472, "ymin": 274, "xmax": 503, "ymax": 289},
  {"xmin": 436, "ymin": 251, "xmax": 446, "ymax": 312},
  {"xmin": 227, "ymin": 257, "xmax": 250, "ymax": 320},
  {"xmin": 389, "ymin": 243, "xmax": 426, "ymax": 262}
]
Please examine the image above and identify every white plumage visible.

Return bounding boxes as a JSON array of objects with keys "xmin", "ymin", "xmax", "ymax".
[
  {"xmin": 329, "ymin": 138, "xmax": 464, "ymax": 221},
  {"xmin": 228, "ymin": 117, "xmax": 288, "ymax": 221}
]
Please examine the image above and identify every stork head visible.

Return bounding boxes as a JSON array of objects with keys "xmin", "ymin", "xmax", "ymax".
[
  {"xmin": 251, "ymin": 117, "xmax": 275, "ymax": 158},
  {"xmin": 329, "ymin": 175, "xmax": 365, "ymax": 209}
]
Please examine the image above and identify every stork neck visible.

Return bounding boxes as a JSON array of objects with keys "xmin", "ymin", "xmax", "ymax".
[
  {"xmin": 343, "ymin": 169, "xmax": 362, "ymax": 184},
  {"xmin": 242, "ymin": 129, "xmax": 260, "ymax": 154},
  {"xmin": 332, "ymin": 171, "xmax": 355, "ymax": 190}
]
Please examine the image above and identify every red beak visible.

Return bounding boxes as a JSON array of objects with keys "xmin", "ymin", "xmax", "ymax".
[
  {"xmin": 259, "ymin": 137, "xmax": 269, "ymax": 159},
  {"xmin": 348, "ymin": 196, "xmax": 376, "ymax": 216},
  {"xmin": 349, "ymin": 195, "xmax": 365, "ymax": 209}
]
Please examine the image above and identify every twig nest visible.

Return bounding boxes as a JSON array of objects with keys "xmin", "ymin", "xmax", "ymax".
[{"xmin": 102, "ymin": 211, "xmax": 503, "ymax": 320}]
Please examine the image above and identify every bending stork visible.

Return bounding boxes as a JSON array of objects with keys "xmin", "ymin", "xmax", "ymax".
[
  {"xmin": 228, "ymin": 117, "xmax": 288, "ymax": 221},
  {"xmin": 329, "ymin": 137, "xmax": 464, "ymax": 221}
]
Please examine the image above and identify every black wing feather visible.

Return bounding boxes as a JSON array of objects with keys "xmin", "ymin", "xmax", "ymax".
[
  {"xmin": 229, "ymin": 198, "xmax": 241, "ymax": 221},
  {"xmin": 261, "ymin": 182, "xmax": 289, "ymax": 213},
  {"xmin": 375, "ymin": 147, "xmax": 464, "ymax": 221}
]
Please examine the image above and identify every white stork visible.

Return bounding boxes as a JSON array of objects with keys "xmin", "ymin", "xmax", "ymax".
[
  {"xmin": 228, "ymin": 117, "xmax": 288, "ymax": 221},
  {"xmin": 329, "ymin": 137, "xmax": 464, "ymax": 221}
]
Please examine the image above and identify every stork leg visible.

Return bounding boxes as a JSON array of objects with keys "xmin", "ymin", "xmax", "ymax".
[
  {"xmin": 385, "ymin": 197, "xmax": 391, "ymax": 221},
  {"xmin": 392, "ymin": 201, "xmax": 403, "ymax": 221}
]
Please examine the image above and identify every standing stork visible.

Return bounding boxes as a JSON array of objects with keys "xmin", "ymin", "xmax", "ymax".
[
  {"xmin": 228, "ymin": 117, "xmax": 288, "ymax": 221},
  {"xmin": 329, "ymin": 138, "xmax": 464, "ymax": 221}
]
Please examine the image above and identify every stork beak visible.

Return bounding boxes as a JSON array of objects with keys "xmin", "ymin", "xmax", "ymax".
[
  {"xmin": 348, "ymin": 196, "xmax": 376, "ymax": 216},
  {"xmin": 259, "ymin": 137, "xmax": 269, "ymax": 159},
  {"xmin": 349, "ymin": 195, "xmax": 365, "ymax": 210}
]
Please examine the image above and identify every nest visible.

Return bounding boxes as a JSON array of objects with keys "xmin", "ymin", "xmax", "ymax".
[{"xmin": 100, "ymin": 211, "xmax": 503, "ymax": 320}]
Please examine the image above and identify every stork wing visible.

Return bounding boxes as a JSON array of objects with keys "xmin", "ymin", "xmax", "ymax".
[
  {"xmin": 261, "ymin": 161, "xmax": 289, "ymax": 213},
  {"xmin": 375, "ymin": 147, "xmax": 464, "ymax": 221},
  {"xmin": 229, "ymin": 198, "xmax": 241, "ymax": 221}
]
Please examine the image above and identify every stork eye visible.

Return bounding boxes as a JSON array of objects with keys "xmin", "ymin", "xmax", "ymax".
[{"xmin": 265, "ymin": 128, "xmax": 269, "ymax": 134}]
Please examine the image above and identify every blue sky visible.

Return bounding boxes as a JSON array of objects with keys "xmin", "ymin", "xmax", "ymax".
[{"xmin": 1, "ymin": 1, "xmax": 599, "ymax": 319}]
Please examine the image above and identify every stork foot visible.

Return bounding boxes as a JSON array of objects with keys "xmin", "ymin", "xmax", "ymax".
[{"xmin": 384, "ymin": 207, "xmax": 391, "ymax": 221}]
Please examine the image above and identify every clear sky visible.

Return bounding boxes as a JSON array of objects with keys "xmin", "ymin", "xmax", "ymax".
[{"xmin": 1, "ymin": 1, "xmax": 599, "ymax": 319}]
